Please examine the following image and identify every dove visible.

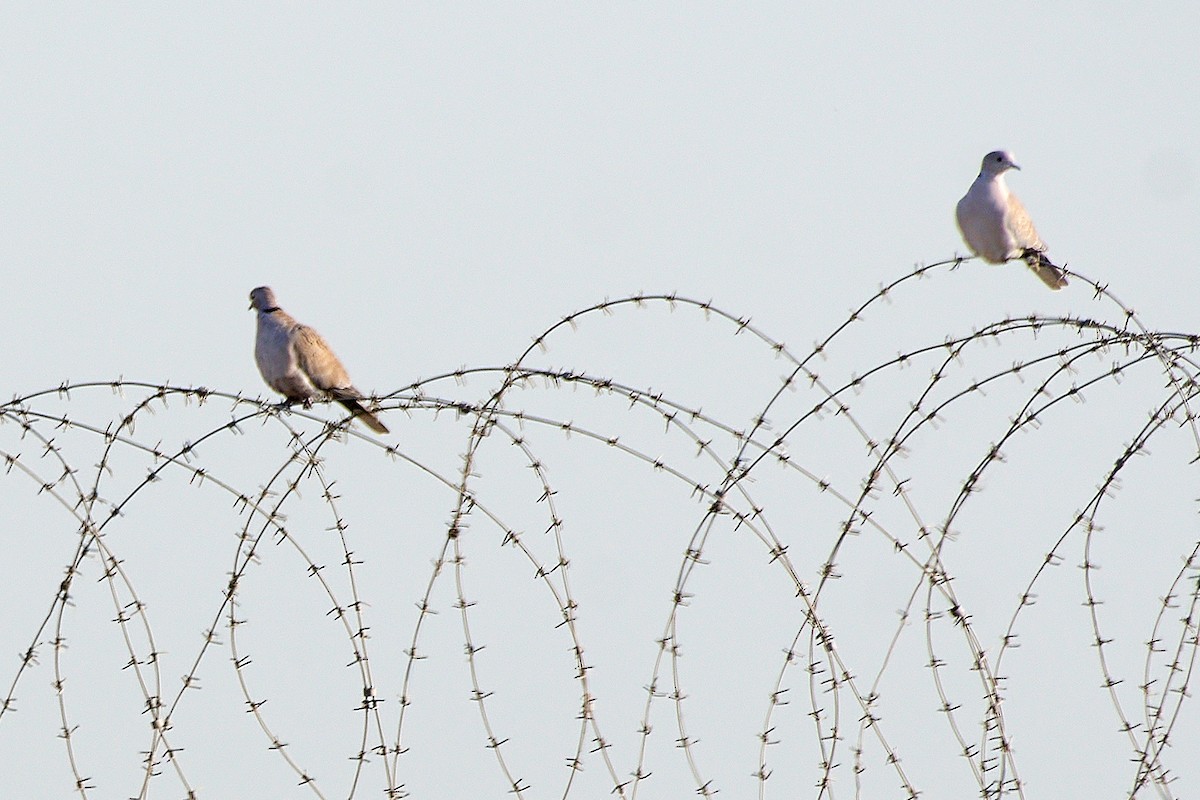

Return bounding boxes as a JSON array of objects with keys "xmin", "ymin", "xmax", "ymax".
[
  {"xmin": 956, "ymin": 150, "xmax": 1068, "ymax": 290},
  {"xmin": 249, "ymin": 286, "xmax": 389, "ymax": 434}
]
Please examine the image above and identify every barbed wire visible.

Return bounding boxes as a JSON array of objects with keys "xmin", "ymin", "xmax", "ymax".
[{"xmin": 1, "ymin": 258, "xmax": 1196, "ymax": 798}]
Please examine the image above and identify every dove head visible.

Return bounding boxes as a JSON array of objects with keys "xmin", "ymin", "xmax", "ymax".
[
  {"xmin": 249, "ymin": 286, "xmax": 280, "ymax": 312},
  {"xmin": 980, "ymin": 150, "xmax": 1021, "ymax": 176}
]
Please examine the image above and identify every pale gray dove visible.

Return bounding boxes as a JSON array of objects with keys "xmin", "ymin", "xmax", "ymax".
[
  {"xmin": 249, "ymin": 286, "xmax": 389, "ymax": 434},
  {"xmin": 956, "ymin": 150, "xmax": 1068, "ymax": 290}
]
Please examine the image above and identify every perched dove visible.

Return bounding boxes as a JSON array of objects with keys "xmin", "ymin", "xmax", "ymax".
[
  {"xmin": 956, "ymin": 150, "xmax": 1068, "ymax": 290},
  {"xmin": 249, "ymin": 286, "xmax": 389, "ymax": 434}
]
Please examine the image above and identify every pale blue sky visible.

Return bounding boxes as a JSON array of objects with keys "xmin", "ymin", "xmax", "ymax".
[
  {"xmin": 2, "ymin": 4, "xmax": 1198, "ymax": 798},
  {"xmin": 4, "ymin": 4, "xmax": 1197, "ymax": 388}
]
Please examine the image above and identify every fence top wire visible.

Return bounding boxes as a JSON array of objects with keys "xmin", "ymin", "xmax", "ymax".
[{"xmin": 1, "ymin": 260, "xmax": 1198, "ymax": 800}]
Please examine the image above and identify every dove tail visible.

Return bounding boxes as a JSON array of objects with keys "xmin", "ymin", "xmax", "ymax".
[
  {"xmin": 336, "ymin": 397, "xmax": 390, "ymax": 434},
  {"xmin": 1020, "ymin": 249, "xmax": 1069, "ymax": 290}
]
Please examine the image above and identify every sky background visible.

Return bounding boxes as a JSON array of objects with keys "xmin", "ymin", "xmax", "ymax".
[{"xmin": 2, "ymin": 4, "xmax": 1199, "ymax": 799}]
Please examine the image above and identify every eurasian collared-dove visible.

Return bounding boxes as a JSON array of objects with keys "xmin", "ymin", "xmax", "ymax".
[
  {"xmin": 956, "ymin": 150, "xmax": 1068, "ymax": 290},
  {"xmin": 249, "ymin": 286, "xmax": 389, "ymax": 434}
]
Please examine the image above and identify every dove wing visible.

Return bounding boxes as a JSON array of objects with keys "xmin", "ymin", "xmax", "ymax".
[
  {"xmin": 1005, "ymin": 192, "xmax": 1046, "ymax": 252},
  {"xmin": 292, "ymin": 325, "xmax": 353, "ymax": 393}
]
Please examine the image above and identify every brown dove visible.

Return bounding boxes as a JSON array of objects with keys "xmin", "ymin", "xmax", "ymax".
[{"xmin": 249, "ymin": 286, "xmax": 389, "ymax": 434}]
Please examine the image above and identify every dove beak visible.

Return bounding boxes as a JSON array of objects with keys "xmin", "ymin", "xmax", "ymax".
[{"xmin": 1010, "ymin": 162, "xmax": 1022, "ymax": 171}]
